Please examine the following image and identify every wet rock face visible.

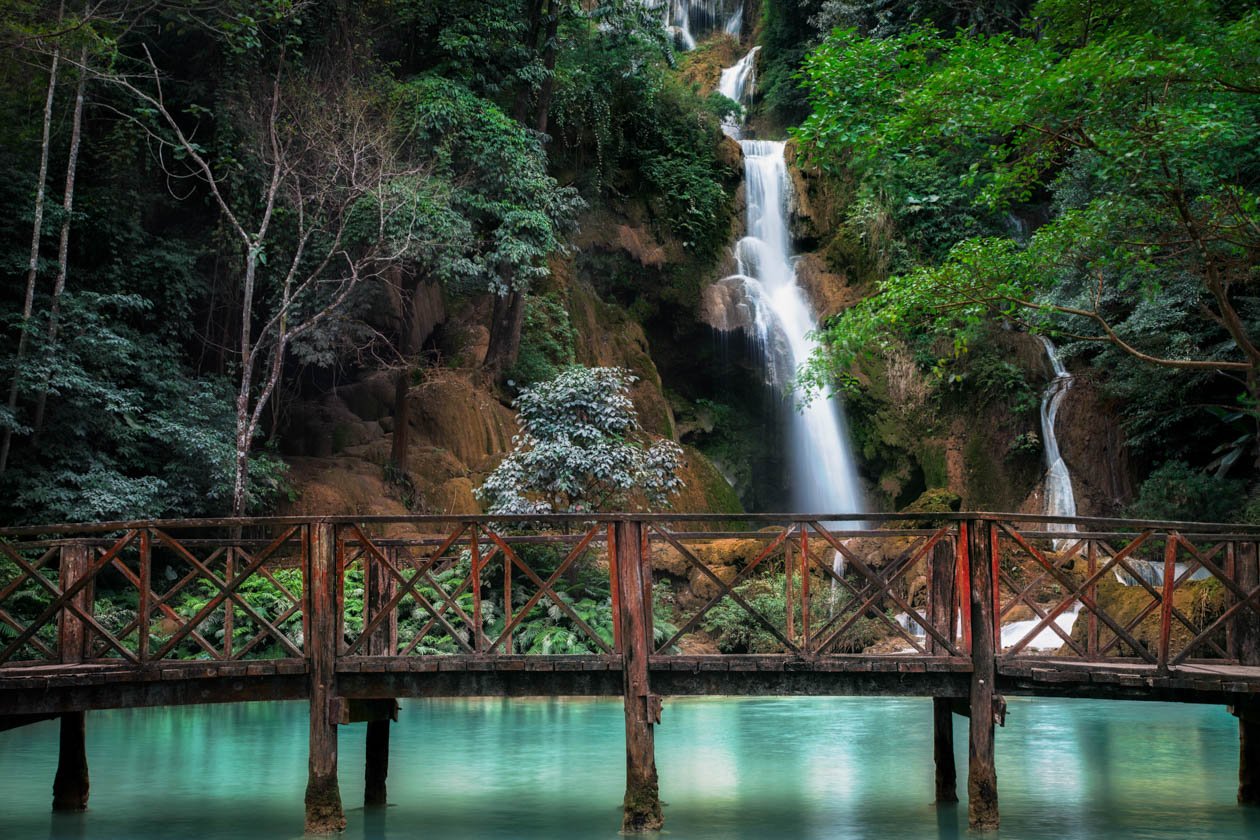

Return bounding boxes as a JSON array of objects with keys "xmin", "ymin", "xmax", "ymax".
[
  {"xmin": 793, "ymin": 253, "xmax": 860, "ymax": 321},
  {"xmin": 699, "ymin": 276, "xmax": 758, "ymax": 332}
]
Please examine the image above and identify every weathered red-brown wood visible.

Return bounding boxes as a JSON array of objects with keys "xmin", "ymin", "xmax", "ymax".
[
  {"xmin": 615, "ymin": 520, "xmax": 663, "ymax": 832},
  {"xmin": 52, "ymin": 541, "xmax": 91, "ymax": 812},
  {"xmin": 1233, "ymin": 542, "xmax": 1260, "ymax": 805},
  {"xmin": 929, "ymin": 538, "xmax": 958, "ymax": 803},
  {"xmin": 363, "ymin": 549, "xmax": 398, "ymax": 808},
  {"xmin": 1158, "ymin": 535, "xmax": 1178, "ymax": 672},
  {"xmin": 967, "ymin": 520, "xmax": 999, "ymax": 830},
  {"xmin": 305, "ymin": 522, "xmax": 344, "ymax": 833}
]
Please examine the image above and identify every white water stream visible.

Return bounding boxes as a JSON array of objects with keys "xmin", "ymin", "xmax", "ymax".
[
  {"xmin": 712, "ymin": 43, "xmax": 865, "ymax": 534},
  {"xmin": 655, "ymin": 0, "xmax": 743, "ymax": 50},
  {"xmin": 1037, "ymin": 336, "xmax": 1078, "ymax": 548}
]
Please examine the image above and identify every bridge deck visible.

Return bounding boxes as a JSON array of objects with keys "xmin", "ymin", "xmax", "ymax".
[{"xmin": 4, "ymin": 655, "xmax": 1259, "ymax": 716}]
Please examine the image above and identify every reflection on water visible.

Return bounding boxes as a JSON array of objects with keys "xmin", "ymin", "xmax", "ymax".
[{"xmin": 2, "ymin": 696, "xmax": 1257, "ymax": 839}]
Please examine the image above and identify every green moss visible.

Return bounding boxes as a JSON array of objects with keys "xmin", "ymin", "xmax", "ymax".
[
  {"xmin": 918, "ymin": 443, "xmax": 948, "ymax": 489},
  {"xmin": 686, "ymin": 445, "xmax": 744, "ymax": 516}
]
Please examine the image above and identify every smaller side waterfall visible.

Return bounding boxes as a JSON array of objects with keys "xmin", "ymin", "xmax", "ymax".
[
  {"xmin": 717, "ymin": 46, "xmax": 759, "ymax": 137},
  {"xmin": 1037, "ymin": 336, "xmax": 1078, "ymax": 548}
]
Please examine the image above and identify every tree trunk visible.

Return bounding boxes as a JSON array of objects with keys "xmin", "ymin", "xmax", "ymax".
[
  {"xmin": 0, "ymin": 32, "xmax": 61, "ymax": 475},
  {"xmin": 483, "ymin": 289, "xmax": 526, "ymax": 376},
  {"xmin": 33, "ymin": 48, "xmax": 88, "ymax": 435},
  {"xmin": 534, "ymin": 1, "xmax": 560, "ymax": 137},
  {"xmin": 231, "ymin": 251, "xmax": 259, "ymax": 518}
]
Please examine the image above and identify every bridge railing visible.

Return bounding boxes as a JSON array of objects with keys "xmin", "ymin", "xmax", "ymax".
[
  {"xmin": 2, "ymin": 513, "xmax": 1257, "ymax": 672},
  {"xmin": 989, "ymin": 518, "xmax": 1260, "ymax": 669},
  {"xmin": 329, "ymin": 514, "xmax": 971, "ymax": 662},
  {"xmin": 0, "ymin": 520, "xmax": 309, "ymax": 668}
]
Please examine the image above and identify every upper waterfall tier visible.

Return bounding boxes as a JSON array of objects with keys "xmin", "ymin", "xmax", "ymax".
[
  {"xmin": 655, "ymin": 1, "xmax": 743, "ymax": 50},
  {"xmin": 730, "ymin": 140, "xmax": 865, "ymax": 520}
]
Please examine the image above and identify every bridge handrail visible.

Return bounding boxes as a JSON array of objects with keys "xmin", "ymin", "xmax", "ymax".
[{"xmin": 1, "ymin": 515, "xmax": 1257, "ymax": 672}]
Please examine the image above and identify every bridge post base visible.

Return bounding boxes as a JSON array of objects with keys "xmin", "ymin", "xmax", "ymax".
[
  {"xmin": 933, "ymin": 698, "xmax": 957, "ymax": 803},
  {"xmin": 1241, "ymin": 712, "xmax": 1260, "ymax": 805},
  {"xmin": 52, "ymin": 712, "xmax": 88, "ymax": 811},
  {"xmin": 364, "ymin": 719, "xmax": 390, "ymax": 807},
  {"xmin": 304, "ymin": 773, "xmax": 344, "ymax": 834}
]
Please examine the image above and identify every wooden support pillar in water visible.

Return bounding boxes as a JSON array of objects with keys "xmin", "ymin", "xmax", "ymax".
[
  {"xmin": 1232, "ymin": 541, "xmax": 1260, "ymax": 805},
  {"xmin": 363, "ymin": 552, "xmax": 398, "ymax": 808},
  {"xmin": 305, "ymin": 521, "xmax": 345, "ymax": 834},
  {"xmin": 929, "ymin": 538, "xmax": 958, "ymax": 803},
  {"xmin": 966, "ymin": 520, "xmax": 999, "ymax": 830},
  {"xmin": 615, "ymin": 520, "xmax": 663, "ymax": 832},
  {"xmin": 53, "ymin": 541, "xmax": 91, "ymax": 812}
]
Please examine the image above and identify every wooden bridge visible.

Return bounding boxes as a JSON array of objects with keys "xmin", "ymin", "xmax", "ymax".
[{"xmin": 2, "ymin": 512, "xmax": 1259, "ymax": 833}]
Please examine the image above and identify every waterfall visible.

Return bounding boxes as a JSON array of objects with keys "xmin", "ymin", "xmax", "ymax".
[
  {"xmin": 718, "ymin": 46, "xmax": 759, "ymax": 137},
  {"xmin": 654, "ymin": 1, "xmax": 744, "ymax": 50},
  {"xmin": 1037, "ymin": 336, "xmax": 1078, "ymax": 549},
  {"xmin": 731, "ymin": 142, "xmax": 864, "ymax": 523}
]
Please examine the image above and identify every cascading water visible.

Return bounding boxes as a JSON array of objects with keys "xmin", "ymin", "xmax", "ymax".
[
  {"xmin": 709, "ymin": 43, "xmax": 864, "ymax": 536},
  {"xmin": 731, "ymin": 144, "xmax": 865, "ymax": 522},
  {"xmin": 655, "ymin": 1, "xmax": 743, "ymax": 50},
  {"xmin": 1036, "ymin": 336, "xmax": 1078, "ymax": 549},
  {"xmin": 717, "ymin": 46, "xmax": 758, "ymax": 136}
]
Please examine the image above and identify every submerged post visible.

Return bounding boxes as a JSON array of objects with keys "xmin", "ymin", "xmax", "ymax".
[
  {"xmin": 615, "ymin": 519, "xmax": 663, "ymax": 832},
  {"xmin": 1233, "ymin": 541, "xmax": 1260, "ymax": 805},
  {"xmin": 929, "ymin": 537, "xmax": 958, "ymax": 803},
  {"xmin": 364, "ymin": 551, "xmax": 398, "ymax": 808},
  {"xmin": 305, "ymin": 521, "xmax": 345, "ymax": 833},
  {"xmin": 966, "ymin": 519, "xmax": 999, "ymax": 830},
  {"xmin": 53, "ymin": 540, "xmax": 91, "ymax": 812}
]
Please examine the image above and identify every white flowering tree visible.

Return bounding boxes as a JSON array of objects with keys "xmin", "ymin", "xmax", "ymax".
[{"xmin": 477, "ymin": 367, "xmax": 684, "ymax": 515}]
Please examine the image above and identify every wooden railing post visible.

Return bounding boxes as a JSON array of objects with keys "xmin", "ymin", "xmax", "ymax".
[
  {"xmin": 967, "ymin": 519, "xmax": 999, "ymax": 830},
  {"xmin": 53, "ymin": 540, "xmax": 91, "ymax": 811},
  {"xmin": 305, "ymin": 521, "xmax": 345, "ymax": 833},
  {"xmin": 363, "ymin": 546, "xmax": 398, "ymax": 808},
  {"xmin": 615, "ymin": 519, "xmax": 663, "ymax": 832},
  {"xmin": 929, "ymin": 536, "xmax": 958, "ymax": 803},
  {"xmin": 1231, "ymin": 540, "xmax": 1260, "ymax": 805}
]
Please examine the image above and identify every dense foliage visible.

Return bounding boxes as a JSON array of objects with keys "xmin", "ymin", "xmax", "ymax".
[
  {"xmin": 797, "ymin": 0, "xmax": 1260, "ymax": 513},
  {"xmin": 0, "ymin": 1, "xmax": 732, "ymax": 525}
]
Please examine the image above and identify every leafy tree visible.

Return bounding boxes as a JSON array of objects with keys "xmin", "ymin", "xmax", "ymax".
[
  {"xmin": 476, "ymin": 366, "xmax": 684, "ymax": 514},
  {"xmin": 798, "ymin": 2, "xmax": 1260, "ymax": 468},
  {"xmin": 397, "ymin": 73, "xmax": 581, "ymax": 373}
]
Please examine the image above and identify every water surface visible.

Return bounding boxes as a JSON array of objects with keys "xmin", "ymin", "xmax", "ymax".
[{"xmin": 1, "ymin": 696, "xmax": 1254, "ymax": 839}]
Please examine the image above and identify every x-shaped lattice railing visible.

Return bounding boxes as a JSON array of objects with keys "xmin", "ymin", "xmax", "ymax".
[
  {"xmin": 0, "ymin": 543, "xmax": 60, "ymax": 661},
  {"xmin": 996, "ymin": 536, "xmax": 1090, "ymax": 657},
  {"xmin": 0, "ymin": 531, "xmax": 139, "ymax": 664},
  {"xmin": 651, "ymin": 523, "xmax": 799, "ymax": 655},
  {"xmin": 345, "ymin": 523, "xmax": 613, "ymax": 656},
  {"xmin": 992, "ymin": 525, "xmax": 1238, "ymax": 666},
  {"xmin": 345, "ymin": 524, "xmax": 478, "ymax": 655},
  {"xmin": 149, "ymin": 527, "xmax": 305, "ymax": 661},
  {"xmin": 1169, "ymin": 535, "xmax": 1260, "ymax": 666},
  {"xmin": 811, "ymin": 524, "xmax": 965, "ymax": 657}
]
